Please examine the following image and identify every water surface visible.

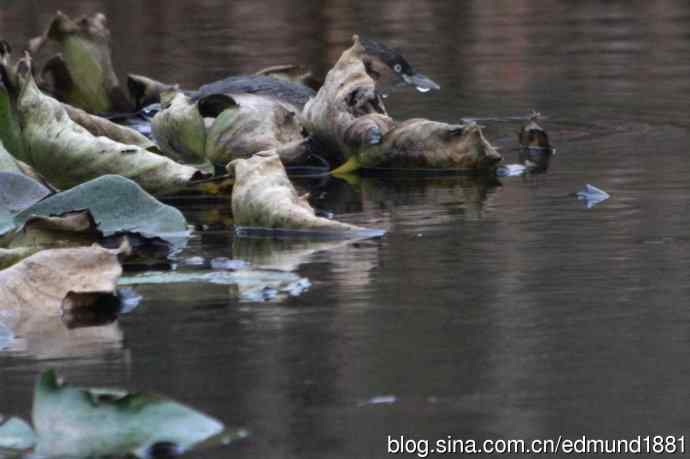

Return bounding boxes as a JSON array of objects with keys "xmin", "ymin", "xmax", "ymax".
[{"xmin": 1, "ymin": 1, "xmax": 690, "ymax": 458}]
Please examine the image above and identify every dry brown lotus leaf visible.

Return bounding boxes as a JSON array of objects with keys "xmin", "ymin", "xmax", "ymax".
[
  {"xmin": 228, "ymin": 150, "xmax": 367, "ymax": 233},
  {"xmin": 354, "ymin": 118, "xmax": 502, "ymax": 171},
  {"xmin": 30, "ymin": 11, "xmax": 132, "ymax": 113},
  {"xmin": 3, "ymin": 211, "xmax": 102, "ymax": 252},
  {"xmin": 204, "ymin": 93, "xmax": 306, "ymax": 166},
  {"xmin": 127, "ymin": 74, "xmax": 178, "ymax": 110},
  {"xmin": 0, "ymin": 244, "xmax": 126, "ymax": 330},
  {"xmin": 15, "ymin": 59, "xmax": 208, "ymax": 195},
  {"xmin": 255, "ymin": 64, "xmax": 322, "ymax": 91},
  {"xmin": 302, "ymin": 34, "xmax": 390, "ymax": 161},
  {"xmin": 62, "ymin": 103, "xmax": 155, "ymax": 149},
  {"xmin": 151, "ymin": 91, "xmax": 209, "ymax": 164}
]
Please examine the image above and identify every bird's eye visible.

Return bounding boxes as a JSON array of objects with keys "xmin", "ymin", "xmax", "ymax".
[{"xmin": 394, "ymin": 64, "xmax": 402, "ymax": 73}]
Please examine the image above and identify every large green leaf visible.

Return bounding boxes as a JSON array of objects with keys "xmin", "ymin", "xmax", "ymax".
[
  {"xmin": 0, "ymin": 370, "xmax": 235, "ymax": 458},
  {"xmin": 14, "ymin": 175, "xmax": 189, "ymax": 249},
  {"xmin": 15, "ymin": 65, "xmax": 207, "ymax": 195},
  {"xmin": 0, "ymin": 172, "xmax": 51, "ymax": 214}
]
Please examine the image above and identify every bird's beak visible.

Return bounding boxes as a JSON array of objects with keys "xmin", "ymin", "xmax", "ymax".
[{"xmin": 402, "ymin": 72, "xmax": 441, "ymax": 92}]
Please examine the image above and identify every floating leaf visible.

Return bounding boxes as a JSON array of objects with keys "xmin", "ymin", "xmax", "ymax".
[
  {"xmin": 302, "ymin": 35, "xmax": 390, "ymax": 163},
  {"xmin": 204, "ymin": 93, "xmax": 306, "ymax": 166},
  {"xmin": 0, "ymin": 370, "xmax": 229, "ymax": 458},
  {"xmin": 14, "ymin": 175, "xmax": 189, "ymax": 250},
  {"xmin": 151, "ymin": 91, "xmax": 208, "ymax": 164},
  {"xmin": 576, "ymin": 184, "xmax": 610, "ymax": 208},
  {"xmin": 119, "ymin": 268, "xmax": 310, "ymax": 302},
  {"xmin": 15, "ymin": 62, "xmax": 207, "ymax": 194},
  {"xmin": 63, "ymin": 103, "xmax": 155, "ymax": 149},
  {"xmin": 229, "ymin": 151, "xmax": 384, "ymax": 237},
  {"xmin": 348, "ymin": 119, "xmax": 502, "ymax": 172},
  {"xmin": 0, "ymin": 417, "xmax": 36, "ymax": 450},
  {"xmin": 31, "ymin": 12, "xmax": 132, "ymax": 113},
  {"xmin": 0, "ymin": 245, "xmax": 125, "ymax": 328},
  {"xmin": 0, "ymin": 172, "xmax": 52, "ymax": 215}
]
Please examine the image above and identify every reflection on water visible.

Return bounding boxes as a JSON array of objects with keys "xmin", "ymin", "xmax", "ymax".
[{"xmin": 2, "ymin": 1, "xmax": 690, "ymax": 458}]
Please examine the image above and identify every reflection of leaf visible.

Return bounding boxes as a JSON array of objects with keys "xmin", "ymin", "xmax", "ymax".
[
  {"xmin": 0, "ymin": 370, "xmax": 229, "ymax": 458},
  {"xmin": 119, "ymin": 268, "xmax": 310, "ymax": 302},
  {"xmin": 233, "ymin": 236, "xmax": 361, "ymax": 271},
  {"xmin": 14, "ymin": 175, "xmax": 189, "ymax": 250},
  {"xmin": 15, "ymin": 65, "xmax": 206, "ymax": 194},
  {"xmin": 5, "ymin": 319, "xmax": 123, "ymax": 361}
]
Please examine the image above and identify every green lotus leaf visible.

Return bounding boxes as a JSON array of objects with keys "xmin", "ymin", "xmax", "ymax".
[
  {"xmin": 0, "ymin": 417, "xmax": 36, "ymax": 451},
  {"xmin": 14, "ymin": 175, "xmax": 189, "ymax": 250},
  {"xmin": 0, "ymin": 172, "xmax": 52, "ymax": 215},
  {"xmin": 0, "ymin": 370, "xmax": 235, "ymax": 458}
]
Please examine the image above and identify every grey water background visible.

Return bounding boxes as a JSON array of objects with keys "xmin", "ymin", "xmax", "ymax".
[{"xmin": 2, "ymin": 1, "xmax": 690, "ymax": 457}]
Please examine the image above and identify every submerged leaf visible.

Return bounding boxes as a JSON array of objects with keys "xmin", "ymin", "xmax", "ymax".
[
  {"xmin": 30, "ymin": 370, "xmax": 226, "ymax": 458},
  {"xmin": 14, "ymin": 175, "xmax": 189, "ymax": 250},
  {"xmin": 229, "ymin": 151, "xmax": 384, "ymax": 237},
  {"xmin": 15, "ymin": 62, "xmax": 207, "ymax": 194}
]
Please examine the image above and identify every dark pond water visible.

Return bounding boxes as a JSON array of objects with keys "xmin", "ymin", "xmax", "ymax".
[{"xmin": 2, "ymin": 1, "xmax": 690, "ymax": 458}]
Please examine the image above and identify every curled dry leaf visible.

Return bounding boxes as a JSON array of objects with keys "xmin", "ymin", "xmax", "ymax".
[
  {"xmin": 15, "ymin": 61, "xmax": 208, "ymax": 194},
  {"xmin": 62, "ymin": 103, "xmax": 155, "ymax": 149},
  {"xmin": 228, "ymin": 150, "xmax": 383, "ymax": 237},
  {"xmin": 349, "ymin": 119, "xmax": 502, "ymax": 172},
  {"xmin": 302, "ymin": 34, "xmax": 390, "ymax": 162},
  {"xmin": 151, "ymin": 91, "xmax": 208, "ymax": 164},
  {"xmin": 127, "ymin": 73, "xmax": 178, "ymax": 110},
  {"xmin": 204, "ymin": 93, "xmax": 307, "ymax": 166},
  {"xmin": 31, "ymin": 11, "xmax": 132, "ymax": 113},
  {"xmin": 255, "ymin": 64, "xmax": 322, "ymax": 91}
]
